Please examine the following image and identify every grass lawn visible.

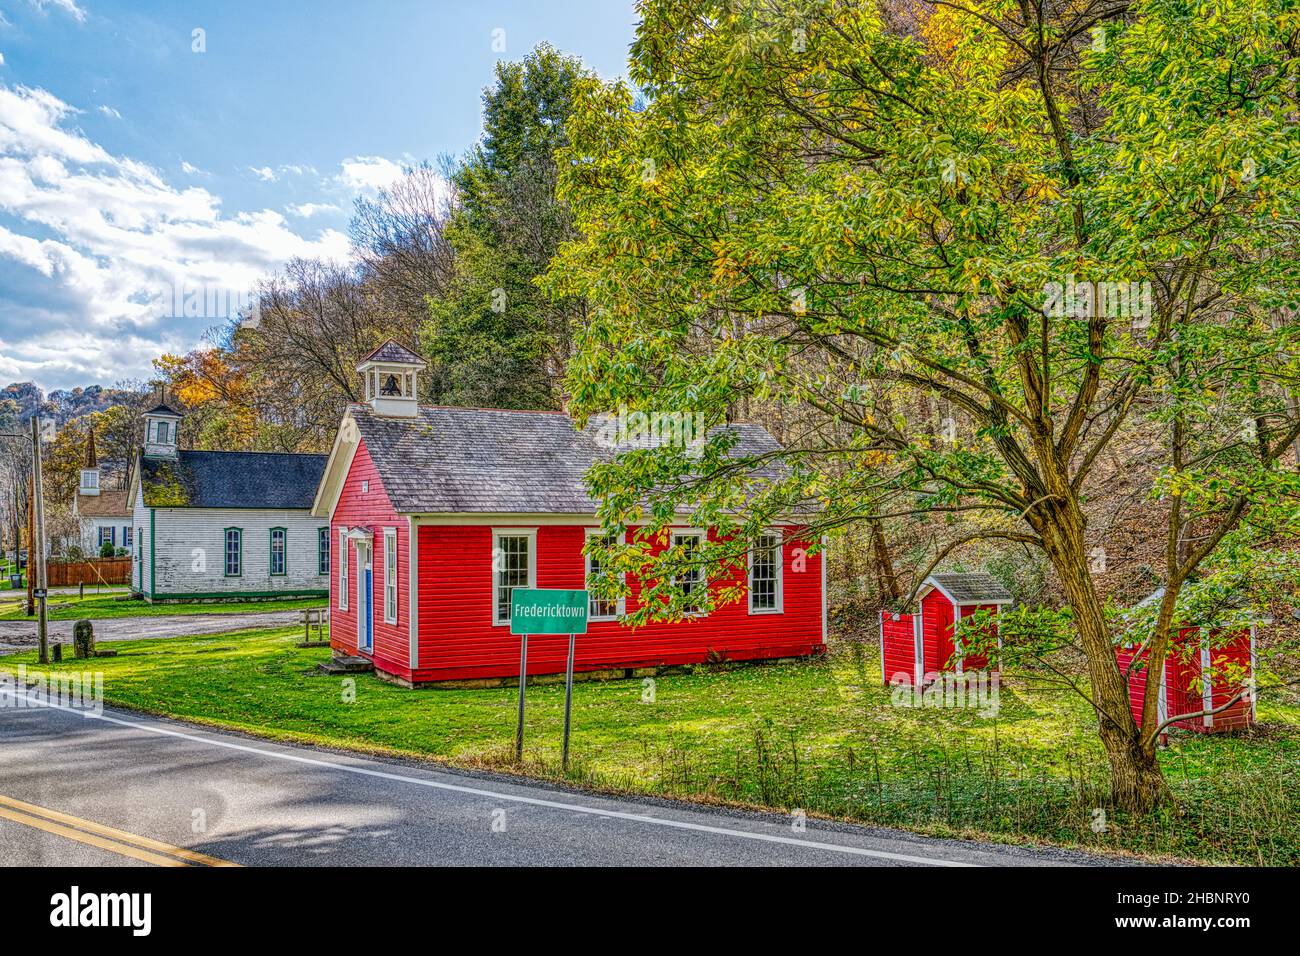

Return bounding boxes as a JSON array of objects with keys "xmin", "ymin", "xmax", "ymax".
[
  {"xmin": 3, "ymin": 625, "xmax": 1296, "ymax": 864},
  {"xmin": 0, "ymin": 594, "xmax": 325, "ymax": 621}
]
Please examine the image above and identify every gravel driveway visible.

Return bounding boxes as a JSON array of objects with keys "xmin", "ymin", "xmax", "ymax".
[{"xmin": 0, "ymin": 610, "xmax": 305, "ymax": 654}]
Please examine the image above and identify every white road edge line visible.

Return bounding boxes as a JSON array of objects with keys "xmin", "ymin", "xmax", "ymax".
[{"xmin": 1, "ymin": 689, "xmax": 976, "ymax": 867}]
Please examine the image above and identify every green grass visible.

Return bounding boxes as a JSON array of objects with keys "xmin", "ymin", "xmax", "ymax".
[
  {"xmin": 3, "ymin": 627, "xmax": 1296, "ymax": 864},
  {"xmin": 0, "ymin": 594, "xmax": 325, "ymax": 620}
]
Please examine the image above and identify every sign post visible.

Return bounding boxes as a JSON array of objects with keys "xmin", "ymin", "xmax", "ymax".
[{"xmin": 510, "ymin": 588, "xmax": 588, "ymax": 769}]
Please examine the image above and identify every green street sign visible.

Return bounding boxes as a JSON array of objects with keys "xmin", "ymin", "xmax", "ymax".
[{"xmin": 510, "ymin": 588, "xmax": 588, "ymax": 635}]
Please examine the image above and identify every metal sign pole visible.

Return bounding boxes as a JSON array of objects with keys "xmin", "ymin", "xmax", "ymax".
[
  {"xmin": 515, "ymin": 633, "xmax": 528, "ymax": 762},
  {"xmin": 562, "ymin": 632, "xmax": 575, "ymax": 771}
]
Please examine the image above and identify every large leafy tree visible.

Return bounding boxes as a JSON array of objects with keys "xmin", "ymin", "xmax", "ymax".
[
  {"xmin": 546, "ymin": 0, "xmax": 1300, "ymax": 810},
  {"xmin": 423, "ymin": 43, "xmax": 591, "ymax": 409}
]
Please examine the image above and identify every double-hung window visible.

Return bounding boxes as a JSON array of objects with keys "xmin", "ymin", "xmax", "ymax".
[
  {"xmin": 585, "ymin": 531, "xmax": 623, "ymax": 621},
  {"xmin": 338, "ymin": 528, "xmax": 348, "ymax": 609},
  {"xmin": 224, "ymin": 528, "xmax": 242, "ymax": 577},
  {"xmin": 383, "ymin": 528, "xmax": 398, "ymax": 624},
  {"xmin": 318, "ymin": 527, "xmax": 330, "ymax": 575},
  {"xmin": 493, "ymin": 529, "xmax": 536, "ymax": 626},
  {"xmin": 748, "ymin": 532, "xmax": 783, "ymax": 614},
  {"xmin": 671, "ymin": 530, "xmax": 706, "ymax": 614},
  {"xmin": 269, "ymin": 528, "xmax": 287, "ymax": 576}
]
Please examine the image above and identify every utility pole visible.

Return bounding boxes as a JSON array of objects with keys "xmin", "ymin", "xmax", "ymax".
[
  {"xmin": 26, "ymin": 474, "xmax": 34, "ymax": 617},
  {"xmin": 30, "ymin": 416, "xmax": 48, "ymax": 664}
]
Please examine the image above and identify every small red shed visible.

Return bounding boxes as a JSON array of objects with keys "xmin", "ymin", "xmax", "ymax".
[
  {"xmin": 880, "ymin": 572, "xmax": 1012, "ymax": 685},
  {"xmin": 311, "ymin": 341, "xmax": 827, "ymax": 685},
  {"xmin": 1116, "ymin": 589, "xmax": 1257, "ymax": 737}
]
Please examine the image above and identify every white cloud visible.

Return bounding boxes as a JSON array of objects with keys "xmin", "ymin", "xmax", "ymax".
[
  {"xmin": 248, "ymin": 165, "xmax": 276, "ymax": 182},
  {"xmin": 336, "ymin": 155, "xmax": 406, "ymax": 192},
  {"xmin": 96, "ymin": 104, "xmax": 121, "ymax": 119},
  {"xmin": 0, "ymin": 82, "xmax": 350, "ymax": 389},
  {"xmin": 29, "ymin": 0, "xmax": 86, "ymax": 24},
  {"xmin": 286, "ymin": 201, "xmax": 339, "ymax": 218},
  {"xmin": 180, "ymin": 160, "xmax": 206, "ymax": 176},
  {"xmin": 0, "ymin": 53, "xmax": 6, "ymax": 67}
]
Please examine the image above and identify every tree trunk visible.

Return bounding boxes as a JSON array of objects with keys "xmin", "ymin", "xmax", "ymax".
[
  {"xmin": 870, "ymin": 520, "xmax": 900, "ymax": 602},
  {"xmin": 1035, "ymin": 501, "xmax": 1170, "ymax": 812}
]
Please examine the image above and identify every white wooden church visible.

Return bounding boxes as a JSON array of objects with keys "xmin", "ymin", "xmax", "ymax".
[{"xmin": 127, "ymin": 398, "xmax": 330, "ymax": 603}]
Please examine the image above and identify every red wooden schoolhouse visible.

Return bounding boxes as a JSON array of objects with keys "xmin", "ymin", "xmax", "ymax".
[
  {"xmin": 880, "ymin": 572, "xmax": 1012, "ymax": 685},
  {"xmin": 311, "ymin": 342, "xmax": 826, "ymax": 685}
]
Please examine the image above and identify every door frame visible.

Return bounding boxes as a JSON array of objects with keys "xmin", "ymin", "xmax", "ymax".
[{"xmin": 356, "ymin": 540, "xmax": 373, "ymax": 653}]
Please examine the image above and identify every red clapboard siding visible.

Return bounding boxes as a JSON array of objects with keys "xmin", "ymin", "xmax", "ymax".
[
  {"xmin": 880, "ymin": 611, "xmax": 917, "ymax": 685},
  {"xmin": 957, "ymin": 603, "xmax": 998, "ymax": 670},
  {"xmin": 413, "ymin": 523, "xmax": 823, "ymax": 683},
  {"xmin": 1115, "ymin": 625, "xmax": 1254, "ymax": 735},
  {"xmin": 921, "ymin": 589, "xmax": 951, "ymax": 675},
  {"xmin": 328, "ymin": 441, "xmax": 411, "ymax": 681}
]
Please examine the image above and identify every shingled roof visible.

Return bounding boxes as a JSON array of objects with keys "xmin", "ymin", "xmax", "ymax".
[
  {"xmin": 360, "ymin": 340, "xmax": 426, "ymax": 367},
  {"xmin": 928, "ymin": 572, "xmax": 1013, "ymax": 605},
  {"xmin": 140, "ymin": 450, "xmax": 327, "ymax": 509},
  {"xmin": 76, "ymin": 489, "xmax": 130, "ymax": 517},
  {"xmin": 346, "ymin": 405, "xmax": 785, "ymax": 514}
]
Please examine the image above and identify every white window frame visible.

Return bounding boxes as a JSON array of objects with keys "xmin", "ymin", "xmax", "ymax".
[
  {"xmin": 338, "ymin": 527, "xmax": 349, "ymax": 610},
  {"xmin": 671, "ymin": 528, "xmax": 708, "ymax": 616},
  {"xmin": 383, "ymin": 527, "xmax": 398, "ymax": 625},
  {"xmin": 318, "ymin": 527, "xmax": 330, "ymax": 575},
  {"xmin": 492, "ymin": 528, "xmax": 537, "ymax": 627},
  {"xmin": 584, "ymin": 529, "xmax": 625, "ymax": 622},
  {"xmin": 82, "ymin": 470, "xmax": 99, "ymax": 490},
  {"xmin": 748, "ymin": 530, "xmax": 784, "ymax": 615}
]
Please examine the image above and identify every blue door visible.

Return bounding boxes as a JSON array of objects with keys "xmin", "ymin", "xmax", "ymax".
[{"xmin": 362, "ymin": 552, "xmax": 374, "ymax": 652}]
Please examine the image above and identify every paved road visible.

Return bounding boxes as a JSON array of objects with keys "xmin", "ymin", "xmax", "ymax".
[
  {"xmin": 0, "ymin": 690, "xmax": 1122, "ymax": 867},
  {"xmin": 0, "ymin": 610, "xmax": 304, "ymax": 653}
]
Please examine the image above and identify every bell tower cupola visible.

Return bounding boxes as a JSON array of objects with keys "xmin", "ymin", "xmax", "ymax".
[{"xmin": 357, "ymin": 340, "xmax": 425, "ymax": 418}]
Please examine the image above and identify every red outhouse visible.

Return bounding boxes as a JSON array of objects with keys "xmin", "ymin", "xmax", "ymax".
[
  {"xmin": 879, "ymin": 572, "xmax": 1012, "ymax": 685},
  {"xmin": 1116, "ymin": 590, "xmax": 1257, "ymax": 737},
  {"xmin": 311, "ymin": 341, "xmax": 827, "ymax": 685}
]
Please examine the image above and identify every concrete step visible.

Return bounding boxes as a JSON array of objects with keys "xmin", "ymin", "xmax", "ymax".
[{"xmin": 317, "ymin": 655, "xmax": 373, "ymax": 675}]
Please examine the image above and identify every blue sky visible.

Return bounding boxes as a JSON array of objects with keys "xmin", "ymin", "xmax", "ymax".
[{"xmin": 0, "ymin": 0, "xmax": 637, "ymax": 392}]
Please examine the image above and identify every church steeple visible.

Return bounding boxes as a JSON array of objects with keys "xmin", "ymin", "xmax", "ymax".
[
  {"xmin": 79, "ymin": 427, "xmax": 100, "ymax": 496},
  {"xmin": 143, "ymin": 386, "xmax": 182, "ymax": 460}
]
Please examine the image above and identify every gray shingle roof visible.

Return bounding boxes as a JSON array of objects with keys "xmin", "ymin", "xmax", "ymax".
[
  {"xmin": 361, "ymin": 340, "xmax": 426, "ymax": 367},
  {"xmin": 349, "ymin": 405, "xmax": 785, "ymax": 514},
  {"xmin": 141, "ymin": 450, "xmax": 328, "ymax": 509},
  {"xmin": 929, "ymin": 572, "xmax": 1013, "ymax": 604}
]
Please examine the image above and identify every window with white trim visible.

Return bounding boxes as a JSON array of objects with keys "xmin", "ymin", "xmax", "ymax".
[
  {"xmin": 749, "ymin": 532, "xmax": 783, "ymax": 613},
  {"xmin": 383, "ymin": 527, "xmax": 398, "ymax": 624},
  {"xmin": 671, "ymin": 530, "xmax": 706, "ymax": 613},
  {"xmin": 98, "ymin": 526, "xmax": 115, "ymax": 548},
  {"xmin": 318, "ymin": 527, "xmax": 330, "ymax": 575},
  {"xmin": 493, "ymin": 529, "xmax": 536, "ymax": 626},
  {"xmin": 338, "ymin": 528, "xmax": 348, "ymax": 609},
  {"xmin": 585, "ymin": 531, "xmax": 623, "ymax": 621}
]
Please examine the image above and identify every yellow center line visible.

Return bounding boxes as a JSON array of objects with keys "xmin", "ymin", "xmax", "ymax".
[{"xmin": 0, "ymin": 794, "xmax": 239, "ymax": 867}]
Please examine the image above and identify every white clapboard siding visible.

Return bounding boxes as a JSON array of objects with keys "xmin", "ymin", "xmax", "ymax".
[
  {"xmin": 138, "ymin": 506, "xmax": 328, "ymax": 601},
  {"xmin": 132, "ymin": 484, "xmax": 151, "ymax": 595}
]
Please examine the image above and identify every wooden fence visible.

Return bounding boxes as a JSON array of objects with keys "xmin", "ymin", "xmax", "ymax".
[{"xmin": 46, "ymin": 557, "xmax": 132, "ymax": 587}]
